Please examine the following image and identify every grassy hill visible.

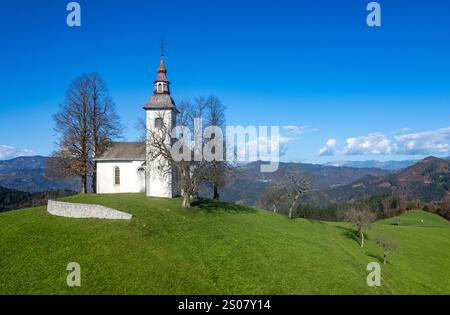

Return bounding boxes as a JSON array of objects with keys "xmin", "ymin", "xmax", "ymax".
[{"xmin": 0, "ymin": 194, "xmax": 449, "ymax": 295}]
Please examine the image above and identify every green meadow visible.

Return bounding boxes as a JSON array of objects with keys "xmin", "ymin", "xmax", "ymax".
[{"xmin": 1, "ymin": 194, "xmax": 449, "ymax": 294}]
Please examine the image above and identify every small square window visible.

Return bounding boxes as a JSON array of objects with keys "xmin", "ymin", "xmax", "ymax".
[{"xmin": 155, "ymin": 118, "xmax": 163, "ymax": 129}]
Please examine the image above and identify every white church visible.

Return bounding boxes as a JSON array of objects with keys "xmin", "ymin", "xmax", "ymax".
[{"xmin": 95, "ymin": 51, "xmax": 180, "ymax": 198}]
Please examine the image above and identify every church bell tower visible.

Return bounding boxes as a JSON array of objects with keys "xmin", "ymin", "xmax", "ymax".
[{"xmin": 143, "ymin": 43, "xmax": 180, "ymax": 198}]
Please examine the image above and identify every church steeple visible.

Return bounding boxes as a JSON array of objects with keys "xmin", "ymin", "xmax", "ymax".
[
  {"xmin": 144, "ymin": 42, "xmax": 178, "ymax": 112},
  {"xmin": 144, "ymin": 42, "xmax": 180, "ymax": 199},
  {"xmin": 154, "ymin": 40, "xmax": 170, "ymax": 95}
]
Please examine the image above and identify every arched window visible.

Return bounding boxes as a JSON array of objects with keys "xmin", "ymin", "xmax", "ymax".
[
  {"xmin": 114, "ymin": 167, "xmax": 120, "ymax": 186},
  {"xmin": 155, "ymin": 117, "xmax": 163, "ymax": 129},
  {"xmin": 157, "ymin": 83, "xmax": 163, "ymax": 93}
]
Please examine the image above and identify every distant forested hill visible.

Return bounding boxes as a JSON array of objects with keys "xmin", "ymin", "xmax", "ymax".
[
  {"xmin": 215, "ymin": 158, "xmax": 450, "ymax": 220},
  {"xmin": 0, "ymin": 156, "xmax": 80, "ymax": 193},
  {"xmin": 0, "ymin": 186, "xmax": 75, "ymax": 212},
  {"xmin": 325, "ymin": 159, "xmax": 418, "ymax": 170},
  {"xmin": 215, "ymin": 161, "xmax": 391, "ymax": 206},
  {"xmin": 303, "ymin": 157, "xmax": 450, "ymax": 212}
]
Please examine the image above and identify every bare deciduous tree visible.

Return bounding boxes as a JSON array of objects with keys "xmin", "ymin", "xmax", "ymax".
[
  {"xmin": 49, "ymin": 76, "xmax": 91, "ymax": 193},
  {"xmin": 145, "ymin": 109, "xmax": 208, "ymax": 208},
  {"xmin": 344, "ymin": 207, "xmax": 376, "ymax": 248},
  {"xmin": 261, "ymin": 186, "xmax": 287, "ymax": 213},
  {"xmin": 142, "ymin": 96, "xmax": 233, "ymax": 208},
  {"xmin": 89, "ymin": 74, "xmax": 123, "ymax": 193},
  {"xmin": 48, "ymin": 74, "xmax": 122, "ymax": 193},
  {"xmin": 285, "ymin": 175, "xmax": 311, "ymax": 219},
  {"xmin": 376, "ymin": 236, "xmax": 398, "ymax": 264},
  {"xmin": 203, "ymin": 95, "xmax": 228, "ymax": 200}
]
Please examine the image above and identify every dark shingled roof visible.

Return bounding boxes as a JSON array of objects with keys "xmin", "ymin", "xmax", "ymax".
[
  {"xmin": 155, "ymin": 56, "xmax": 169, "ymax": 83},
  {"xmin": 144, "ymin": 94, "xmax": 179, "ymax": 112},
  {"xmin": 143, "ymin": 53, "xmax": 179, "ymax": 112},
  {"xmin": 96, "ymin": 142, "xmax": 146, "ymax": 161}
]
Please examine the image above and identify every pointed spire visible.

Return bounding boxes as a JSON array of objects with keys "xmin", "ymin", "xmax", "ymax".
[
  {"xmin": 155, "ymin": 49, "xmax": 169, "ymax": 85},
  {"xmin": 144, "ymin": 43, "xmax": 179, "ymax": 112},
  {"xmin": 153, "ymin": 40, "xmax": 170, "ymax": 94},
  {"xmin": 157, "ymin": 39, "xmax": 167, "ymax": 74},
  {"xmin": 157, "ymin": 57, "xmax": 167, "ymax": 75}
]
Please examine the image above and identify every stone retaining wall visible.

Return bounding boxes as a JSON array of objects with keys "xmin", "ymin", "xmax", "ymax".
[{"xmin": 47, "ymin": 200, "xmax": 132, "ymax": 220}]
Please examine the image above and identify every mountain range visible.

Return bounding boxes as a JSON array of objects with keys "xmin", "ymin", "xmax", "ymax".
[
  {"xmin": 217, "ymin": 161, "xmax": 392, "ymax": 206},
  {"xmin": 324, "ymin": 160, "xmax": 417, "ymax": 171},
  {"xmin": 217, "ymin": 157, "xmax": 450, "ymax": 209},
  {"xmin": 324, "ymin": 157, "xmax": 450, "ymax": 171},
  {"xmin": 305, "ymin": 156, "xmax": 450, "ymax": 208},
  {"xmin": 0, "ymin": 156, "xmax": 80, "ymax": 193}
]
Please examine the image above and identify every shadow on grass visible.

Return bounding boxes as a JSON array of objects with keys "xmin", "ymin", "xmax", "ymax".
[
  {"xmin": 336, "ymin": 226, "xmax": 370, "ymax": 246},
  {"xmin": 192, "ymin": 199, "xmax": 256, "ymax": 214},
  {"xmin": 368, "ymin": 253, "xmax": 383, "ymax": 263}
]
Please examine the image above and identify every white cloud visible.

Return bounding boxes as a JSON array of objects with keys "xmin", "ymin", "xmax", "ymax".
[
  {"xmin": 282, "ymin": 125, "xmax": 319, "ymax": 136},
  {"xmin": 319, "ymin": 138, "xmax": 337, "ymax": 156},
  {"xmin": 236, "ymin": 135, "xmax": 293, "ymax": 162},
  {"xmin": 395, "ymin": 127, "xmax": 450, "ymax": 155},
  {"xmin": 0, "ymin": 145, "xmax": 35, "ymax": 160},
  {"xmin": 339, "ymin": 127, "xmax": 450, "ymax": 156},
  {"xmin": 343, "ymin": 133, "xmax": 394, "ymax": 155},
  {"xmin": 282, "ymin": 125, "xmax": 302, "ymax": 134}
]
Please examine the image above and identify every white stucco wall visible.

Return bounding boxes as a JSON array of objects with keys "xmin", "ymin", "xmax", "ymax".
[
  {"xmin": 146, "ymin": 157, "xmax": 176, "ymax": 198},
  {"xmin": 146, "ymin": 110, "xmax": 179, "ymax": 198},
  {"xmin": 97, "ymin": 160, "xmax": 145, "ymax": 194}
]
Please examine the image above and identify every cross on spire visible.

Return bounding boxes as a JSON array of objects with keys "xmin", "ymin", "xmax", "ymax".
[{"xmin": 161, "ymin": 39, "xmax": 165, "ymax": 57}]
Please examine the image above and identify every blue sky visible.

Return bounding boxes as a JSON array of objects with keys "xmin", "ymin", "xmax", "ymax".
[{"xmin": 1, "ymin": 0, "xmax": 449, "ymax": 163}]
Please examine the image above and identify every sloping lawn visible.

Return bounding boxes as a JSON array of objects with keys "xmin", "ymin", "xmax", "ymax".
[{"xmin": 0, "ymin": 194, "xmax": 449, "ymax": 294}]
